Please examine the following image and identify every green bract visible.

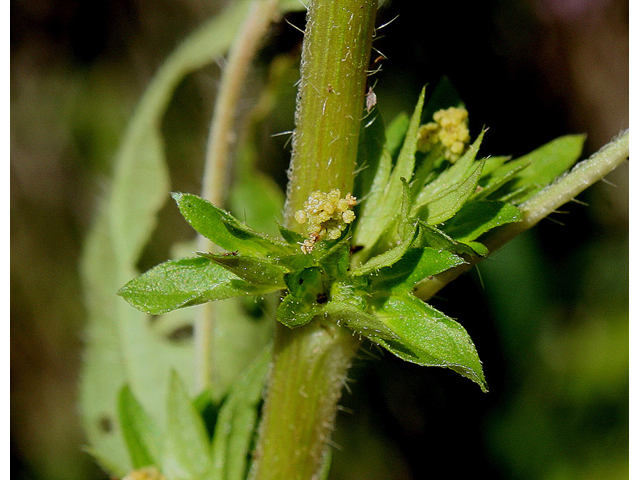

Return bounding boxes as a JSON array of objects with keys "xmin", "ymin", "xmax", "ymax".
[{"xmin": 119, "ymin": 83, "xmax": 586, "ymax": 394}]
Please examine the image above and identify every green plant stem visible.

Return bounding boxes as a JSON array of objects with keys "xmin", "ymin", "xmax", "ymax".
[
  {"xmin": 250, "ymin": 1, "xmax": 377, "ymax": 479},
  {"xmin": 195, "ymin": 0, "xmax": 283, "ymax": 392},
  {"xmin": 414, "ymin": 129, "xmax": 630, "ymax": 301},
  {"xmin": 283, "ymin": 0, "xmax": 378, "ymax": 223}
]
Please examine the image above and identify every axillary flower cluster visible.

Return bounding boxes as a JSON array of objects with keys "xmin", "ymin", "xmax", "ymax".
[
  {"xmin": 294, "ymin": 189, "xmax": 357, "ymax": 253},
  {"xmin": 417, "ymin": 107, "xmax": 471, "ymax": 162}
]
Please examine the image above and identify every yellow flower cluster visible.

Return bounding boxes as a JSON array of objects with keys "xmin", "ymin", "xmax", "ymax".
[
  {"xmin": 294, "ymin": 189, "xmax": 357, "ymax": 253},
  {"xmin": 123, "ymin": 467, "xmax": 166, "ymax": 480},
  {"xmin": 416, "ymin": 107, "xmax": 471, "ymax": 162}
]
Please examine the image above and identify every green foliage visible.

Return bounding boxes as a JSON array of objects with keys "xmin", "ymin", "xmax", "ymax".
[
  {"xmin": 79, "ymin": 1, "xmax": 306, "ymax": 476},
  {"xmin": 119, "ymin": 81, "xmax": 589, "ymax": 401},
  {"xmin": 113, "ymin": 350, "xmax": 270, "ymax": 480}
]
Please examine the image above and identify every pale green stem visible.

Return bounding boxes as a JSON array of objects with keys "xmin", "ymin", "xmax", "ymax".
[
  {"xmin": 250, "ymin": 1, "xmax": 378, "ymax": 479},
  {"xmin": 195, "ymin": 0, "xmax": 282, "ymax": 392},
  {"xmin": 414, "ymin": 129, "xmax": 630, "ymax": 301}
]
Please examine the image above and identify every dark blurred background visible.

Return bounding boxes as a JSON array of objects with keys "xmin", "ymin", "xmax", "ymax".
[{"xmin": 11, "ymin": 0, "xmax": 628, "ymax": 479}]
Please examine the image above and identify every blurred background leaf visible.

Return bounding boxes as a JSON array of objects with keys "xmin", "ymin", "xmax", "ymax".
[{"xmin": 11, "ymin": 0, "xmax": 627, "ymax": 479}]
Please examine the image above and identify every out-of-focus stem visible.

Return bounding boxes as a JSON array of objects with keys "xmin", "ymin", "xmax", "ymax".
[{"xmin": 195, "ymin": 0, "xmax": 282, "ymax": 392}]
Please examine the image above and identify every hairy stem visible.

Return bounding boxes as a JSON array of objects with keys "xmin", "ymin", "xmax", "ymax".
[
  {"xmin": 250, "ymin": 1, "xmax": 377, "ymax": 479},
  {"xmin": 414, "ymin": 129, "xmax": 630, "ymax": 301},
  {"xmin": 195, "ymin": 0, "xmax": 283, "ymax": 392}
]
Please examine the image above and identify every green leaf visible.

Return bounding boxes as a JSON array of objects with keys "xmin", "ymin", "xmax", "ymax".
[
  {"xmin": 118, "ymin": 257, "xmax": 277, "ymax": 315},
  {"xmin": 164, "ymin": 372, "xmax": 212, "ymax": 479},
  {"xmin": 370, "ymin": 293, "xmax": 488, "ymax": 392},
  {"xmin": 384, "ymin": 112, "xmax": 410, "ymax": 160},
  {"xmin": 276, "ymin": 294, "xmax": 318, "ymax": 328},
  {"xmin": 492, "ymin": 134, "xmax": 586, "ymax": 204},
  {"xmin": 412, "ymin": 131, "xmax": 486, "ymax": 225},
  {"xmin": 322, "ymin": 300, "xmax": 399, "ymax": 342},
  {"xmin": 173, "ymin": 193, "xmax": 292, "ymax": 257},
  {"xmin": 210, "ymin": 347, "xmax": 271, "ymax": 480},
  {"xmin": 228, "ymin": 174, "xmax": 284, "ymax": 239},
  {"xmin": 354, "ymin": 107, "xmax": 386, "ymax": 202},
  {"xmin": 198, "ymin": 253, "xmax": 288, "ymax": 287},
  {"xmin": 79, "ymin": 1, "xmax": 273, "ymax": 472},
  {"xmin": 117, "ymin": 386, "xmax": 162, "ymax": 469},
  {"xmin": 421, "ymin": 76, "xmax": 464, "ymax": 122},
  {"xmin": 352, "ymin": 222, "xmax": 418, "ymax": 276},
  {"xmin": 414, "ymin": 221, "xmax": 480, "ymax": 257},
  {"xmin": 369, "ymin": 247, "xmax": 466, "ymax": 293},
  {"xmin": 278, "ymin": 224, "xmax": 307, "ymax": 247},
  {"xmin": 355, "ymin": 88, "xmax": 426, "ymax": 250},
  {"xmin": 473, "ymin": 156, "xmax": 528, "ymax": 201},
  {"xmin": 442, "ymin": 201, "xmax": 523, "ymax": 243}
]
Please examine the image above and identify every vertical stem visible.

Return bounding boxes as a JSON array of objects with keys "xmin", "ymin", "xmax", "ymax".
[
  {"xmin": 284, "ymin": 0, "xmax": 378, "ymax": 224},
  {"xmin": 251, "ymin": 1, "xmax": 377, "ymax": 479}
]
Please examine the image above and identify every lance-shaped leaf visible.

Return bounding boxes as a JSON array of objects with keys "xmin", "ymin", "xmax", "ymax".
[
  {"xmin": 352, "ymin": 222, "xmax": 418, "ymax": 276},
  {"xmin": 414, "ymin": 221, "xmax": 479, "ymax": 257},
  {"xmin": 117, "ymin": 386, "xmax": 163, "ymax": 470},
  {"xmin": 442, "ymin": 201, "xmax": 523, "ymax": 243},
  {"xmin": 368, "ymin": 247, "xmax": 466, "ymax": 293},
  {"xmin": 322, "ymin": 300, "xmax": 399, "ymax": 342},
  {"xmin": 198, "ymin": 252, "xmax": 288, "ymax": 288},
  {"xmin": 172, "ymin": 192, "xmax": 292, "ymax": 257},
  {"xmin": 487, "ymin": 134, "xmax": 586, "ymax": 204},
  {"xmin": 210, "ymin": 347, "xmax": 271, "ymax": 480},
  {"xmin": 370, "ymin": 293, "xmax": 487, "ymax": 392},
  {"xmin": 355, "ymin": 88, "xmax": 426, "ymax": 250},
  {"xmin": 473, "ymin": 156, "xmax": 527, "ymax": 201},
  {"xmin": 412, "ymin": 132, "xmax": 486, "ymax": 225},
  {"xmin": 118, "ymin": 257, "xmax": 277, "ymax": 315}
]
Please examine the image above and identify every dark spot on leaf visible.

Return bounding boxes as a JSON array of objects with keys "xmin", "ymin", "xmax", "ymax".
[
  {"xmin": 316, "ymin": 292, "xmax": 328, "ymax": 304},
  {"xmin": 99, "ymin": 415, "xmax": 112, "ymax": 433},
  {"xmin": 350, "ymin": 245, "xmax": 364, "ymax": 254},
  {"xmin": 299, "ymin": 278, "xmax": 304, "ymax": 285},
  {"xmin": 166, "ymin": 324, "xmax": 194, "ymax": 342}
]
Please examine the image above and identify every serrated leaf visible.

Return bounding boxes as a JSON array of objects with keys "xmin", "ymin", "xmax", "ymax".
[
  {"xmin": 198, "ymin": 253, "xmax": 288, "ymax": 287},
  {"xmin": 118, "ymin": 386, "xmax": 162, "ymax": 469},
  {"xmin": 118, "ymin": 257, "xmax": 278, "ymax": 315},
  {"xmin": 355, "ymin": 88, "xmax": 426, "ymax": 250},
  {"xmin": 442, "ymin": 201, "xmax": 523, "ymax": 243},
  {"xmin": 369, "ymin": 247, "xmax": 466, "ymax": 293},
  {"xmin": 492, "ymin": 134, "xmax": 586, "ymax": 204},
  {"xmin": 210, "ymin": 347, "xmax": 271, "ymax": 480},
  {"xmin": 164, "ymin": 372, "xmax": 211, "ymax": 479},
  {"xmin": 173, "ymin": 193, "xmax": 292, "ymax": 257},
  {"xmin": 412, "ymin": 132, "xmax": 486, "ymax": 225},
  {"xmin": 370, "ymin": 293, "xmax": 487, "ymax": 392}
]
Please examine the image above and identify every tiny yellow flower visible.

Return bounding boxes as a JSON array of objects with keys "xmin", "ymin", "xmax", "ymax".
[
  {"xmin": 416, "ymin": 107, "xmax": 471, "ymax": 162},
  {"xmin": 294, "ymin": 189, "xmax": 357, "ymax": 253}
]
